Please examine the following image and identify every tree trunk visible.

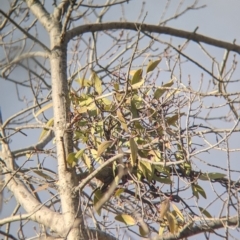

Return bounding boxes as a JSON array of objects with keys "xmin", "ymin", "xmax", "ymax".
[{"xmin": 49, "ymin": 22, "xmax": 83, "ymax": 239}]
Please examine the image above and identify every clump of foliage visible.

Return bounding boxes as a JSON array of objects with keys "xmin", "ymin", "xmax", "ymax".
[{"xmin": 64, "ymin": 59, "xmax": 225, "ymax": 236}]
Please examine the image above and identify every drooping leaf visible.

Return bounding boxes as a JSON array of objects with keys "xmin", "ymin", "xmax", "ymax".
[
  {"xmin": 90, "ymin": 148, "xmax": 99, "ymax": 157},
  {"xmin": 153, "ymin": 79, "xmax": 174, "ymax": 99},
  {"xmin": 113, "ymin": 82, "xmax": 119, "ymax": 90},
  {"xmin": 166, "ymin": 212, "xmax": 178, "ymax": 234},
  {"xmin": 115, "ymin": 188, "xmax": 125, "ymax": 197},
  {"xmin": 130, "ymin": 100, "xmax": 139, "ymax": 119},
  {"xmin": 159, "ymin": 199, "xmax": 170, "ymax": 219},
  {"xmin": 139, "ymin": 161, "xmax": 154, "ymax": 181},
  {"xmin": 75, "ymin": 148, "xmax": 86, "ymax": 159},
  {"xmin": 183, "ymin": 162, "xmax": 191, "ymax": 176},
  {"xmin": 129, "ymin": 138, "xmax": 138, "ymax": 165},
  {"xmin": 199, "ymin": 207, "xmax": 212, "ymax": 218},
  {"xmin": 35, "ymin": 102, "xmax": 53, "ymax": 117},
  {"xmin": 115, "ymin": 214, "xmax": 135, "ymax": 225},
  {"xmin": 132, "ymin": 95, "xmax": 143, "ymax": 108},
  {"xmin": 140, "ymin": 159, "xmax": 152, "ymax": 172},
  {"xmin": 192, "ymin": 184, "xmax": 207, "ymax": 199},
  {"xmin": 192, "ymin": 184, "xmax": 199, "ymax": 199},
  {"xmin": 114, "ymin": 175, "xmax": 121, "ymax": 186},
  {"xmin": 97, "ymin": 140, "xmax": 113, "ymax": 157},
  {"xmin": 67, "ymin": 152, "xmax": 78, "ymax": 167},
  {"xmin": 82, "ymin": 153, "xmax": 92, "ymax": 169},
  {"xmin": 131, "ymin": 68, "xmax": 143, "ymax": 85},
  {"xmin": 158, "ymin": 225, "xmax": 165, "ymax": 236},
  {"xmin": 94, "ymin": 189, "xmax": 104, "ymax": 215},
  {"xmin": 39, "ymin": 118, "xmax": 54, "ymax": 141},
  {"xmin": 117, "ymin": 109, "xmax": 129, "ymax": 132},
  {"xmin": 194, "ymin": 184, "xmax": 207, "ymax": 199},
  {"xmin": 171, "ymin": 203, "xmax": 184, "ymax": 221},
  {"xmin": 91, "ymin": 71, "xmax": 102, "ymax": 95},
  {"xmin": 146, "ymin": 58, "xmax": 161, "ymax": 73},
  {"xmin": 139, "ymin": 225, "xmax": 148, "ymax": 237}
]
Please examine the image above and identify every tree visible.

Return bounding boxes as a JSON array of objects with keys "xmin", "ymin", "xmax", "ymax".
[{"xmin": 0, "ymin": 1, "xmax": 240, "ymax": 239}]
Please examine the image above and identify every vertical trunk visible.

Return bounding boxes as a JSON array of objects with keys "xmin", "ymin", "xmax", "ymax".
[{"xmin": 49, "ymin": 24, "xmax": 82, "ymax": 239}]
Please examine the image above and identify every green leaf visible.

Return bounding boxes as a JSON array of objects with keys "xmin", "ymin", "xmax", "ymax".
[
  {"xmin": 115, "ymin": 214, "xmax": 135, "ymax": 225},
  {"xmin": 153, "ymin": 176, "xmax": 172, "ymax": 184},
  {"xmin": 33, "ymin": 170, "xmax": 54, "ymax": 181},
  {"xmin": 146, "ymin": 58, "xmax": 161, "ymax": 73},
  {"xmin": 75, "ymin": 149, "xmax": 86, "ymax": 159},
  {"xmin": 158, "ymin": 225, "xmax": 165, "ymax": 236},
  {"xmin": 114, "ymin": 175, "xmax": 121, "ymax": 186},
  {"xmin": 166, "ymin": 113, "xmax": 184, "ymax": 126},
  {"xmin": 131, "ymin": 68, "xmax": 143, "ymax": 85},
  {"xmin": 91, "ymin": 71, "xmax": 102, "ymax": 95},
  {"xmin": 132, "ymin": 95, "xmax": 143, "ymax": 108},
  {"xmin": 113, "ymin": 83, "xmax": 119, "ymax": 91},
  {"xmin": 129, "ymin": 138, "xmax": 138, "ymax": 165},
  {"xmin": 114, "ymin": 188, "xmax": 125, "ymax": 197},
  {"xmin": 166, "ymin": 212, "xmax": 178, "ymax": 234},
  {"xmin": 97, "ymin": 141, "xmax": 113, "ymax": 157},
  {"xmin": 195, "ymin": 184, "xmax": 207, "ymax": 199},
  {"xmin": 79, "ymin": 94, "xmax": 94, "ymax": 107},
  {"xmin": 67, "ymin": 152, "xmax": 78, "ymax": 167},
  {"xmin": 199, "ymin": 207, "xmax": 212, "ymax": 218},
  {"xmin": 199, "ymin": 172, "xmax": 226, "ymax": 181},
  {"xmin": 208, "ymin": 172, "xmax": 226, "ymax": 180},
  {"xmin": 82, "ymin": 153, "xmax": 92, "ymax": 169},
  {"xmin": 192, "ymin": 184, "xmax": 199, "ymax": 199},
  {"xmin": 94, "ymin": 189, "xmax": 104, "ymax": 215},
  {"xmin": 183, "ymin": 162, "xmax": 191, "ymax": 176},
  {"xmin": 132, "ymin": 79, "xmax": 144, "ymax": 89},
  {"xmin": 117, "ymin": 109, "xmax": 129, "ymax": 132},
  {"xmin": 39, "ymin": 118, "xmax": 54, "ymax": 141},
  {"xmin": 139, "ymin": 161, "xmax": 154, "ymax": 181},
  {"xmin": 130, "ymin": 100, "xmax": 139, "ymax": 119},
  {"xmin": 171, "ymin": 203, "xmax": 184, "ymax": 221},
  {"xmin": 76, "ymin": 78, "xmax": 92, "ymax": 87},
  {"xmin": 139, "ymin": 226, "xmax": 148, "ymax": 237},
  {"xmin": 153, "ymin": 79, "xmax": 174, "ymax": 99},
  {"xmin": 35, "ymin": 102, "xmax": 53, "ymax": 117},
  {"xmin": 192, "ymin": 184, "xmax": 207, "ymax": 199},
  {"xmin": 154, "ymin": 165, "xmax": 170, "ymax": 176},
  {"xmin": 140, "ymin": 160, "xmax": 152, "ymax": 172}
]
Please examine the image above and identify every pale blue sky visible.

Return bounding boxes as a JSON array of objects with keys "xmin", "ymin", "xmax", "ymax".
[{"xmin": 0, "ymin": 1, "xmax": 240, "ymax": 239}]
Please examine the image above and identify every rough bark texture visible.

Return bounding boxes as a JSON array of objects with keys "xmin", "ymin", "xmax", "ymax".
[{"xmin": 49, "ymin": 20, "xmax": 83, "ymax": 239}]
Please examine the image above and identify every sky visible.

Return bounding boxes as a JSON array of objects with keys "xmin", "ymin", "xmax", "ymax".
[{"xmin": 0, "ymin": 0, "xmax": 240, "ymax": 239}]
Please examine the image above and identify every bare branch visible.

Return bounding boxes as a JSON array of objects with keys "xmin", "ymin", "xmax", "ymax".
[
  {"xmin": 66, "ymin": 22, "xmax": 240, "ymax": 53},
  {"xmin": 0, "ymin": 9, "xmax": 50, "ymax": 53}
]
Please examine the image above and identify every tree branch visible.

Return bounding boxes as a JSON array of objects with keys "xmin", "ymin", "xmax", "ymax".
[
  {"xmin": 0, "ymin": 9, "xmax": 50, "ymax": 53},
  {"xmin": 153, "ymin": 215, "xmax": 240, "ymax": 240},
  {"xmin": 25, "ymin": 0, "xmax": 52, "ymax": 33},
  {"xmin": 1, "ymin": 51, "xmax": 49, "ymax": 77},
  {"xmin": 0, "ymin": 140, "xmax": 66, "ymax": 236},
  {"xmin": 66, "ymin": 22, "xmax": 240, "ymax": 53},
  {"xmin": 74, "ymin": 153, "xmax": 125, "ymax": 192}
]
